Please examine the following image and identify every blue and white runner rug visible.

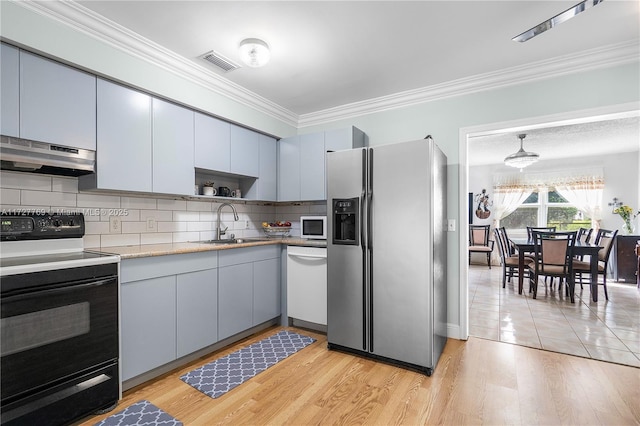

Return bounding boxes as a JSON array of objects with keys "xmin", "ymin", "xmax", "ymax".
[
  {"xmin": 180, "ymin": 330, "xmax": 316, "ymax": 398},
  {"xmin": 94, "ymin": 400, "xmax": 182, "ymax": 426}
]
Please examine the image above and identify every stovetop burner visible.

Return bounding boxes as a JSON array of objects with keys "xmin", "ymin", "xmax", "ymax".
[{"xmin": 0, "ymin": 211, "xmax": 119, "ymax": 276}]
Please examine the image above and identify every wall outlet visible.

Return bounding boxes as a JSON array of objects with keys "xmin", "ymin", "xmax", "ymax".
[
  {"xmin": 109, "ymin": 216, "xmax": 121, "ymax": 233},
  {"xmin": 447, "ymin": 219, "xmax": 456, "ymax": 232},
  {"xmin": 146, "ymin": 217, "xmax": 156, "ymax": 231},
  {"xmin": 245, "ymin": 220, "xmax": 250, "ymax": 229}
]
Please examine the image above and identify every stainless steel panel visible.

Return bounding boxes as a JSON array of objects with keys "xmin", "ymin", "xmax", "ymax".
[
  {"xmin": 327, "ymin": 148, "xmax": 366, "ymax": 350},
  {"xmin": 370, "ymin": 140, "xmax": 433, "ymax": 367},
  {"xmin": 431, "ymin": 142, "xmax": 448, "ymax": 369}
]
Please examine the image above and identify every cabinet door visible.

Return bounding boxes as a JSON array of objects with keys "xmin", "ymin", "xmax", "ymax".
[
  {"xmin": 194, "ymin": 112, "xmax": 231, "ymax": 172},
  {"xmin": 177, "ymin": 269, "xmax": 218, "ymax": 357},
  {"xmin": 257, "ymin": 135, "xmax": 277, "ymax": 201},
  {"xmin": 278, "ymin": 136, "xmax": 300, "ymax": 201},
  {"xmin": 324, "ymin": 127, "xmax": 353, "ymax": 153},
  {"xmin": 152, "ymin": 98, "xmax": 195, "ymax": 195},
  {"xmin": 121, "ymin": 276, "xmax": 176, "ymax": 381},
  {"xmin": 218, "ymin": 263, "xmax": 253, "ymax": 340},
  {"xmin": 20, "ymin": 51, "xmax": 96, "ymax": 150},
  {"xmin": 96, "ymin": 79, "xmax": 152, "ymax": 192},
  {"xmin": 253, "ymin": 258, "xmax": 281, "ymax": 325},
  {"xmin": 1, "ymin": 43, "xmax": 19, "ymax": 137},
  {"xmin": 230, "ymin": 125, "xmax": 259, "ymax": 177},
  {"xmin": 300, "ymin": 132, "xmax": 325, "ymax": 201}
]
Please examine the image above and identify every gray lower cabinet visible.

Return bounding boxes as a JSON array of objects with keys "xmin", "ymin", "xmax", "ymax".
[
  {"xmin": 121, "ymin": 275, "xmax": 177, "ymax": 381},
  {"xmin": 218, "ymin": 263, "xmax": 254, "ymax": 340},
  {"xmin": 218, "ymin": 245, "xmax": 281, "ymax": 340},
  {"xmin": 176, "ymin": 269, "xmax": 218, "ymax": 358},
  {"xmin": 253, "ymin": 258, "xmax": 281, "ymax": 324},
  {"xmin": 120, "ymin": 251, "xmax": 218, "ymax": 381},
  {"xmin": 120, "ymin": 246, "xmax": 280, "ymax": 382}
]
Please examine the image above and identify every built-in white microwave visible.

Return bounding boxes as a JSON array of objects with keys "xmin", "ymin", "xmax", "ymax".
[{"xmin": 300, "ymin": 216, "xmax": 327, "ymax": 240}]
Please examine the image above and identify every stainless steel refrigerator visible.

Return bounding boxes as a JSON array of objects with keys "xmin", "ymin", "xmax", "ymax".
[{"xmin": 326, "ymin": 138, "xmax": 447, "ymax": 375}]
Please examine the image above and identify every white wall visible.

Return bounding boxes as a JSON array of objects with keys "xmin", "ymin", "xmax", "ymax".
[{"xmin": 469, "ymin": 151, "xmax": 639, "ymax": 231}]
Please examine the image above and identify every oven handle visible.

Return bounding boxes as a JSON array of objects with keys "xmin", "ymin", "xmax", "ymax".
[{"xmin": 2, "ymin": 277, "xmax": 116, "ymax": 302}]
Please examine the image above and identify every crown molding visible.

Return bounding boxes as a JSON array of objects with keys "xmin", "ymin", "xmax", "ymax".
[
  {"xmin": 298, "ymin": 40, "xmax": 640, "ymax": 128},
  {"xmin": 13, "ymin": 0, "xmax": 299, "ymax": 128},
  {"xmin": 11, "ymin": 1, "xmax": 639, "ymax": 131}
]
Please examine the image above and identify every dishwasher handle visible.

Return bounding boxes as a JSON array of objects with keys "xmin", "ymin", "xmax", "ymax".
[{"xmin": 287, "ymin": 252, "xmax": 327, "ymax": 259}]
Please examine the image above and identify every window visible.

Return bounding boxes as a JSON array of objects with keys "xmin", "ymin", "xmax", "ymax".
[{"xmin": 502, "ymin": 188, "xmax": 590, "ymax": 231}]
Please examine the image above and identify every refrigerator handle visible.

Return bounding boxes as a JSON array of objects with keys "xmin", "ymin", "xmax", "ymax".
[
  {"xmin": 361, "ymin": 148, "xmax": 367, "ymax": 351},
  {"xmin": 367, "ymin": 148, "xmax": 373, "ymax": 250},
  {"xmin": 360, "ymin": 148, "xmax": 366, "ymax": 249},
  {"xmin": 367, "ymin": 147, "xmax": 374, "ymax": 352}
]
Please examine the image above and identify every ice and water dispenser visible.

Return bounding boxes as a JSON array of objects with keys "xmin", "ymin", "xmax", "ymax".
[{"xmin": 332, "ymin": 198, "xmax": 359, "ymax": 245}]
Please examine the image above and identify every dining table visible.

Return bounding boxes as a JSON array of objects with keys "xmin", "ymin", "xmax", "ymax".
[{"xmin": 510, "ymin": 237, "xmax": 603, "ymax": 302}]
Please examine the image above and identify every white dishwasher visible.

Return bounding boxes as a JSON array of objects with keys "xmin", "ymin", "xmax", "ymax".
[{"xmin": 287, "ymin": 246, "xmax": 327, "ymax": 326}]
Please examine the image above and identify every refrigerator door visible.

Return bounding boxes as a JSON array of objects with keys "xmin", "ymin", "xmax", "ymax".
[
  {"xmin": 369, "ymin": 140, "xmax": 434, "ymax": 367},
  {"xmin": 327, "ymin": 148, "xmax": 367, "ymax": 351}
]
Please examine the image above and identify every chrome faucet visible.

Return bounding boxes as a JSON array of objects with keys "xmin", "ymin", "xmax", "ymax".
[{"xmin": 216, "ymin": 202, "xmax": 239, "ymax": 240}]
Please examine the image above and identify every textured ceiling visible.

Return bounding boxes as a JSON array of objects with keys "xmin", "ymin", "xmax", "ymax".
[{"xmin": 468, "ymin": 115, "xmax": 640, "ymax": 166}]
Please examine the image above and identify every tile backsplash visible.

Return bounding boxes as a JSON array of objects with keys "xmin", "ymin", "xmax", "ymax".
[{"xmin": 0, "ymin": 171, "xmax": 326, "ymax": 248}]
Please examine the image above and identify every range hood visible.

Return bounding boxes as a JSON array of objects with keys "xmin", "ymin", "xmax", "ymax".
[{"xmin": 0, "ymin": 136, "xmax": 95, "ymax": 176}]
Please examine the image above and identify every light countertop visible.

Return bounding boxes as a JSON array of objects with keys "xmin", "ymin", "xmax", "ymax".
[{"xmin": 89, "ymin": 238, "xmax": 327, "ymax": 260}]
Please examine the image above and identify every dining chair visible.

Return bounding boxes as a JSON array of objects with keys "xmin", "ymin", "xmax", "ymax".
[
  {"xmin": 527, "ymin": 226, "xmax": 557, "ymax": 240},
  {"xmin": 494, "ymin": 227, "xmax": 534, "ymax": 288},
  {"xmin": 577, "ymin": 227, "xmax": 593, "ymax": 244},
  {"xmin": 573, "ymin": 229, "xmax": 618, "ymax": 301},
  {"xmin": 531, "ymin": 231, "xmax": 577, "ymax": 302},
  {"xmin": 469, "ymin": 225, "xmax": 494, "ymax": 268}
]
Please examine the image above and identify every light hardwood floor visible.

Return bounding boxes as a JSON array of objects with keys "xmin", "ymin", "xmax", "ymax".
[{"xmin": 77, "ymin": 326, "xmax": 640, "ymax": 425}]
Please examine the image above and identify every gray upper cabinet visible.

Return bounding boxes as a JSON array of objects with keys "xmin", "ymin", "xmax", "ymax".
[
  {"xmin": 93, "ymin": 79, "xmax": 152, "ymax": 192},
  {"xmin": 300, "ymin": 132, "xmax": 326, "ymax": 201},
  {"xmin": 194, "ymin": 112, "xmax": 231, "ymax": 173},
  {"xmin": 1, "ymin": 44, "xmax": 19, "ymax": 137},
  {"xmin": 324, "ymin": 126, "xmax": 366, "ymax": 153},
  {"xmin": 277, "ymin": 136, "xmax": 301, "ymax": 202},
  {"xmin": 246, "ymin": 134, "xmax": 277, "ymax": 201},
  {"xmin": 230, "ymin": 125, "xmax": 259, "ymax": 177},
  {"xmin": 19, "ymin": 50, "xmax": 96, "ymax": 150},
  {"xmin": 278, "ymin": 127, "xmax": 366, "ymax": 201},
  {"xmin": 152, "ymin": 98, "xmax": 195, "ymax": 195}
]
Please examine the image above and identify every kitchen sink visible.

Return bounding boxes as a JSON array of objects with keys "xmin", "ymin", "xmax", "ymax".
[{"xmin": 199, "ymin": 238, "xmax": 272, "ymax": 245}]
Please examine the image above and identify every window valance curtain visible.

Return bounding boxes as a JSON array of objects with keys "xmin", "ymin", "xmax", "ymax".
[{"xmin": 492, "ymin": 168, "xmax": 604, "ymax": 229}]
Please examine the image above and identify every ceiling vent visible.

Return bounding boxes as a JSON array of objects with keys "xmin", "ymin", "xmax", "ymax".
[{"xmin": 200, "ymin": 50, "xmax": 241, "ymax": 72}]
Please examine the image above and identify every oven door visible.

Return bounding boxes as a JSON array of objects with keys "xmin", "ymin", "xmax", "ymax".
[{"xmin": 1, "ymin": 264, "xmax": 118, "ymax": 406}]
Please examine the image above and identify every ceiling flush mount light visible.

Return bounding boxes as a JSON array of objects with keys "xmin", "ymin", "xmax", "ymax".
[
  {"xmin": 512, "ymin": 0, "xmax": 604, "ymax": 42},
  {"xmin": 504, "ymin": 134, "xmax": 539, "ymax": 171},
  {"xmin": 239, "ymin": 38, "xmax": 270, "ymax": 68}
]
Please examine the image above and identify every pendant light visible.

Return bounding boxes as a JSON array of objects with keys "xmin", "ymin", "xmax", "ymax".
[{"xmin": 504, "ymin": 134, "xmax": 539, "ymax": 170}]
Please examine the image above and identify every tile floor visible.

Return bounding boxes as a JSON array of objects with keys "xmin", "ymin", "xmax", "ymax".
[{"xmin": 468, "ymin": 264, "xmax": 640, "ymax": 368}]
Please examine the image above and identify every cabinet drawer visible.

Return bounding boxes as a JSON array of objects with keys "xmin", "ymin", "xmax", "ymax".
[
  {"xmin": 121, "ymin": 251, "xmax": 218, "ymax": 283},
  {"xmin": 218, "ymin": 245, "xmax": 280, "ymax": 267}
]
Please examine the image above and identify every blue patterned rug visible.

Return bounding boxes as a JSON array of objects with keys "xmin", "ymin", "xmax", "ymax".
[
  {"xmin": 94, "ymin": 400, "xmax": 182, "ymax": 426},
  {"xmin": 180, "ymin": 330, "xmax": 316, "ymax": 398}
]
